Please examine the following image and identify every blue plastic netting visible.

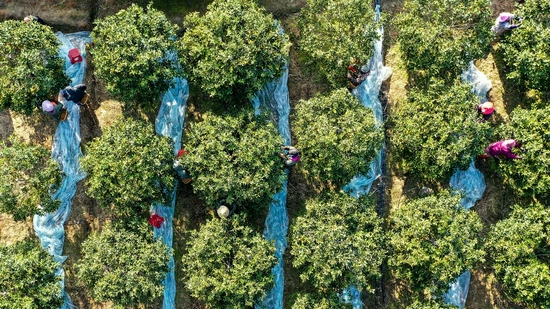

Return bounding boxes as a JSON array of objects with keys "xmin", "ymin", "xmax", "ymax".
[
  {"xmin": 252, "ymin": 57, "xmax": 291, "ymax": 308},
  {"xmin": 152, "ymin": 77, "xmax": 189, "ymax": 309},
  {"xmin": 343, "ymin": 4, "xmax": 391, "ymax": 199},
  {"xmin": 443, "ymin": 62, "xmax": 491, "ymax": 308},
  {"xmin": 33, "ymin": 31, "xmax": 91, "ymax": 309},
  {"xmin": 340, "ymin": 286, "xmax": 363, "ymax": 308},
  {"xmin": 449, "ymin": 159, "xmax": 486, "ymax": 210},
  {"xmin": 444, "ymin": 270, "xmax": 471, "ymax": 308},
  {"xmin": 341, "ymin": 5, "xmax": 391, "ymax": 307},
  {"xmin": 461, "ymin": 61, "xmax": 492, "ymax": 101}
]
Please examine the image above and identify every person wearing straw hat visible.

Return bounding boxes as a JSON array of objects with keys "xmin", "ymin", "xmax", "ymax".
[
  {"xmin": 491, "ymin": 12, "xmax": 521, "ymax": 36},
  {"xmin": 216, "ymin": 199, "xmax": 237, "ymax": 219}
]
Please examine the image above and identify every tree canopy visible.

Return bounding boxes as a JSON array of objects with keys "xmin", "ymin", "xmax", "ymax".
[
  {"xmin": 181, "ymin": 109, "xmax": 284, "ymax": 209},
  {"xmin": 75, "ymin": 222, "xmax": 171, "ymax": 308},
  {"xmin": 91, "ymin": 4, "xmax": 180, "ymax": 109},
  {"xmin": 178, "ymin": 0, "xmax": 291, "ymax": 103},
  {"xmin": 0, "ymin": 137, "xmax": 62, "ymax": 221},
  {"xmin": 387, "ymin": 190, "xmax": 484, "ymax": 294},
  {"xmin": 80, "ymin": 118, "xmax": 174, "ymax": 217},
  {"xmin": 293, "ymin": 88, "xmax": 383, "ymax": 189},
  {"xmin": 181, "ymin": 215, "xmax": 277, "ymax": 308},
  {"xmin": 389, "ymin": 79, "xmax": 491, "ymax": 181},
  {"xmin": 297, "ymin": 0, "xmax": 379, "ymax": 87},
  {"xmin": 0, "ymin": 20, "xmax": 68, "ymax": 114},
  {"xmin": 406, "ymin": 300, "xmax": 458, "ymax": 309},
  {"xmin": 0, "ymin": 240, "xmax": 63, "ymax": 309},
  {"xmin": 291, "ymin": 292, "xmax": 352, "ymax": 309},
  {"xmin": 486, "ymin": 203, "xmax": 550, "ymax": 308},
  {"xmin": 495, "ymin": 105, "xmax": 550, "ymax": 197},
  {"xmin": 501, "ymin": 1, "xmax": 550, "ymax": 93},
  {"xmin": 290, "ymin": 193, "xmax": 385, "ymax": 291},
  {"xmin": 395, "ymin": 0, "xmax": 492, "ymax": 84}
]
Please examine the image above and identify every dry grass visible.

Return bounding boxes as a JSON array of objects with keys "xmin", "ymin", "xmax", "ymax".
[
  {"xmin": 0, "ymin": 214, "xmax": 32, "ymax": 245},
  {"xmin": 0, "ymin": 0, "xmax": 92, "ymax": 30}
]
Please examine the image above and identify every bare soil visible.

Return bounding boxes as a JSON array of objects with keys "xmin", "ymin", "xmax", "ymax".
[{"xmin": 0, "ymin": 0, "xmax": 530, "ymax": 308}]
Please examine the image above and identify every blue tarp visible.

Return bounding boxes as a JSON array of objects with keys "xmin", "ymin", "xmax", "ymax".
[
  {"xmin": 444, "ymin": 61, "xmax": 491, "ymax": 308},
  {"xmin": 461, "ymin": 61, "xmax": 492, "ymax": 102},
  {"xmin": 444, "ymin": 270, "xmax": 472, "ymax": 308},
  {"xmin": 33, "ymin": 31, "xmax": 91, "ymax": 309},
  {"xmin": 343, "ymin": 4, "xmax": 391, "ymax": 198},
  {"xmin": 152, "ymin": 77, "xmax": 189, "ymax": 309},
  {"xmin": 341, "ymin": 5, "xmax": 391, "ymax": 308},
  {"xmin": 252, "ymin": 59, "xmax": 291, "ymax": 308},
  {"xmin": 449, "ymin": 160, "xmax": 486, "ymax": 210}
]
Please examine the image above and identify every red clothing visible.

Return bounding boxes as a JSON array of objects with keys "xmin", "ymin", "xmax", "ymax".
[{"xmin": 148, "ymin": 213, "xmax": 165, "ymax": 228}]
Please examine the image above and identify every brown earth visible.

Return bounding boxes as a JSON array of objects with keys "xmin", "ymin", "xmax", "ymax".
[{"xmin": 0, "ymin": 0, "xmax": 530, "ymax": 308}]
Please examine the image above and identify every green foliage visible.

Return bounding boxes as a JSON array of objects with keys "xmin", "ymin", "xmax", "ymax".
[
  {"xmin": 91, "ymin": 4, "xmax": 180, "ymax": 109},
  {"xmin": 496, "ymin": 105, "xmax": 550, "ymax": 196},
  {"xmin": 501, "ymin": 1, "xmax": 550, "ymax": 92},
  {"xmin": 75, "ymin": 222, "xmax": 171, "ymax": 308},
  {"xmin": 181, "ymin": 109, "xmax": 284, "ymax": 209},
  {"xmin": 293, "ymin": 88, "xmax": 383, "ymax": 188},
  {"xmin": 389, "ymin": 79, "xmax": 491, "ymax": 181},
  {"xmin": 0, "ymin": 137, "xmax": 62, "ymax": 221},
  {"xmin": 179, "ymin": 0, "xmax": 291, "ymax": 102},
  {"xmin": 486, "ymin": 203, "xmax": 550, "ymax": 307},
  {"xmin": 0, "ymin": 240, "xmax": 63, "ymax": 309},
  {"xmin": 291, "ymin": 292, "xmax": 352, "ymax": 309},
  {"xmin": 395, "ymin": 0, "xmax": 492, "ymax": 84},
  {"xmin": 297, "ymin": 0, "xmax": 379, "ymax": 88},
  {"xmin": 80, "ymin": 118, "xmax": 174, "ymax": 217},
  {"xmin": 0, "ymin": 20, "xmax": 68, "ymax": 114},
  {"xmin": 181, "ymin": 215, "xmax": 277, "ymax": 308},
  {"xmin": 407, "ymin": 299, "xmax": 457, "ymax": 309},
  {"xmin": 387, "ymin": 190, "xmax": 484, "ymax": 294},
  {"xmin": 290, "ymin": 193, "xmax": 385, "ymax": 291}
]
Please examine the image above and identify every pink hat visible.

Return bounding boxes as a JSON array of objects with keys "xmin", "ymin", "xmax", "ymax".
[
  {"xmin": 480, "ymin": 102, "xmax": 494, "ymax": 115},
  {"xmin": 498, "ymin": 13, "xmax": 513, "ymax": 23},
  {"xmin": 42, "ymin": 100, "xmax": 54, "ymax": 112}
]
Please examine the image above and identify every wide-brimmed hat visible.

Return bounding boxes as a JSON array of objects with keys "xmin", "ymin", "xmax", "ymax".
[
  {"xmin": 217, "ymin": 205, "xmax": 230, "ymax": 218},
  {"xmin": 42, "ymin": 100, "xmax": 54, "ymax": 112}
]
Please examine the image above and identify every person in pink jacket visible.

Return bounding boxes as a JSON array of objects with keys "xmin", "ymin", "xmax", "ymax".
[{"xmin": 484, "ymin": 139, "xmax": 523, "ymax": 159}]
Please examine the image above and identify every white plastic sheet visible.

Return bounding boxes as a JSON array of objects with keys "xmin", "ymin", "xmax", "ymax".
[
  {"xmin": 444, "ymin": 61, "xmax": 491, "ymax": 309},
  {"xmin": 450, "ymin": 160, "xmax": 486, "ymax": 210},
  {"xmin": 343, "ymin": 4, "xmax": 391, "ymax": 198},
  {"xmin": 341, "ymin": 5, "xmax": 391, "ymax": 308}
]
